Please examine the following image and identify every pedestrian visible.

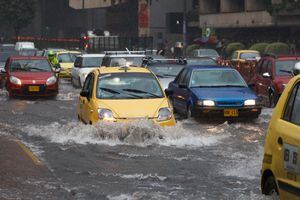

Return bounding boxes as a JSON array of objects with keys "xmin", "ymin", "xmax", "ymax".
[{"xmin": 173, "ymin": 42, "xmax": 183, "ymax": 58}]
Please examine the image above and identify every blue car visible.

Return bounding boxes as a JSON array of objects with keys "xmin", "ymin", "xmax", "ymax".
[{"xmin": 166, "ymin": 66, "xmax": 262, "ymax": 119}]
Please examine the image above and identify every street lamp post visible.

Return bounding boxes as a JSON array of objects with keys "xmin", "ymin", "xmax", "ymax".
[{"xmin": 183, "ymin": 0, "xmax": 187, "ymax": 55}]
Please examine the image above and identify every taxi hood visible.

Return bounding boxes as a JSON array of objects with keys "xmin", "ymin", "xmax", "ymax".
[{"xmin": 97, "ymin": 98, "xmax": 168, "ymax": 119}]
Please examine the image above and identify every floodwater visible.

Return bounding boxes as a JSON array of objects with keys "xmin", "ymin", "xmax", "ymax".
[{"xmin": 0, "ymin": 80, "xmax": 274, "ymax": 200}]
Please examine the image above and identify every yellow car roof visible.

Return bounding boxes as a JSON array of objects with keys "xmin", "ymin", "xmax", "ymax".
[
  {"xmin": 236, "ymin": 50, "xmax": 260, "ymax": 53},
  {"xmin": 98, "ymin": 66, "xmax": 151, "ymax": 74}
]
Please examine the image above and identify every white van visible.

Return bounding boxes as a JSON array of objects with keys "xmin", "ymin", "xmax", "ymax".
[{"xmin": 15, "ymin": 42, "xmax": 35, "ymax": 51}]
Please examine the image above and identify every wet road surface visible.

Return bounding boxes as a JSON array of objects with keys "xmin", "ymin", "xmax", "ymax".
[{"xmin": 0, "ymin": 80, "xmax": 273, "ymax": 200}]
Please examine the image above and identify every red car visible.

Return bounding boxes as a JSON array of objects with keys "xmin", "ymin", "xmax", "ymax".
[
  {"xmin": 250, "ymin": 54, "xmax": 300, "ymax": 107},
  {"xmin": 4, "ymin": 56, "xmax": 59, "ymax": 97}
]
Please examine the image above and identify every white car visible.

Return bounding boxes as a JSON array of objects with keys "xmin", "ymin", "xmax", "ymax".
[{"xmin": 71, "ymin": 54, "xmax": 105, "ymax": 88}]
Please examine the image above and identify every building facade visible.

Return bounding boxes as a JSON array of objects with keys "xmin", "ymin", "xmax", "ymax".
[{"xmin": 198, "ymin": 0, "xmax": 300, "ymax": 46}]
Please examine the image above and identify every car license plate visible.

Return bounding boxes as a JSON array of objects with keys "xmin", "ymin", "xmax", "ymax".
[
  {"xmin": 28, "ymin": 86, "xmax": 40, "ymax": 92},
  {"xmin": 224, "ymin": 109, "xmax": 239, "ymax": 117}
]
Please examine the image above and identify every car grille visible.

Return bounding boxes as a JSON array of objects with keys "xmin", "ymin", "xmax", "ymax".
[{"xmin": 216, "ymin": 101, "xmax": 243, "ymax": 107}]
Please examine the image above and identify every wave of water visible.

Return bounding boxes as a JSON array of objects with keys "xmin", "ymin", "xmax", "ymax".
[{"xmin": 22, "ymin": 120, "xmax": 230, "ymax": 148}]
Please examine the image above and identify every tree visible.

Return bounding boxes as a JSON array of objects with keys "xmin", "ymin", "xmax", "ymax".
[{"xmin": 0, "ymin": 0, "xmax": 36, "ymax": 38}]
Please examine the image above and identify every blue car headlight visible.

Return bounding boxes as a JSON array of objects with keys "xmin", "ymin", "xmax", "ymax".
[
  {"xmin": 197, "ymin": 100, "xmax": 215, "ymax": 107},
  {"xmin": 244, "ymin": 99, "xmax": 256, "ymax": 106}
]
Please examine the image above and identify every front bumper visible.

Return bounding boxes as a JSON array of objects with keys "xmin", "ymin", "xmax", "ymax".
[
  {"xmin": 9, "ymin": 84, "xmax": 58, "ymax": 97},
  {"xmin": 95, "ymin": 117, "xmax": 176, "ymax": 127},
  {"xmin": 59, "ymin": 69, "xmax": 72, "ymax": 78},
  {"xmin": 192, "ymin": 106, "xmax": 261, "ymax": 119}
]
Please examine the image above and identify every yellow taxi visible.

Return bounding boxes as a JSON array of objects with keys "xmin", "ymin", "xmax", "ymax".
[
  {"xmin": 57, "ymin": 51, "xmax": 81, "ymax": 78},
  {"xmin": 261, "ymin": 74, "xmax": 300, "ymax": 199},
  {"xmin": 77, "ymin": 66, "xmax": 176, "ymax": 126},
  {"xmin": 231, "ymin": 50, "xmax": 260, "ymax": 62}
]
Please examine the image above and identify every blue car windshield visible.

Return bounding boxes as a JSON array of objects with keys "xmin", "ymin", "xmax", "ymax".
[{"xmin": 190, "ymin": 69, "xmax": 247, "ymax": 87}]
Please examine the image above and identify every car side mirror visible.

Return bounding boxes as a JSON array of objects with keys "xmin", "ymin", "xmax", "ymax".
[
  {"xmin": 165, "ymin": 89, "xmax": 173, "ymax": 97},
  {"xmin": 80, "ymin": 90, "xmax": 89, "ymax": 98},
  {"xmin": 262, "ymin": 72, "xmax": 271, "ymax": 78},
  {"xmin": 74, "ymin": 63, "xmax": 81, "ymax": 68},
  {"xmin": 54, "ymin": 67, "xmax": 61, "ymax": 73},
  {"xmin": 179, "ymin": 83, "xmax": 187, "ymax": 88},
  {"xmin": 0, "ymin": 69, "xmax": 6, "ymax": 74}
]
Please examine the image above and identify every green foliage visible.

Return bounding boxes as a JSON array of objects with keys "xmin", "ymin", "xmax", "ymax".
[
  {"xmin": 225, "ymin": 42, "xmax": 245, "ymax": 57},
  {"xmin": 186, "ymin": 44, "xmax": 200, "ymax": 56},
  {"xmin": 264, "ymin": 42, "xmax": 290, "ymax": 55},
  {"xmin": 249, "ymin": 43, "xmax": 269, "ymax": 55},
  {"xmin": 268, "ymin": 0, "xmax": 300, "ymax": 15},
  {"xmin": 0, "ymin": 0, "xmax": 36, "ymax": 36}
]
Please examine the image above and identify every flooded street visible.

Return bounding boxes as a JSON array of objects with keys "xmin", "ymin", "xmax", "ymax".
[{"xmin": 0, "ymin": 80, "xmax": 273, "ymax": 200}]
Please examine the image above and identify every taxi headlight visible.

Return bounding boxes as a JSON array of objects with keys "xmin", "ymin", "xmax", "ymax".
[
  {"xmin": 9, "ymin": 76, "xmax": 22, "ymax": 86},
  {"xmin": 46, "ymin": 76, "xmax": 57, "ymax": 86},
  {"xmin": 203, "ymin": 100, "xmax": 215, "ymax": 107},
  {"xmin": 244, "ymin": 99, "xmax": 256, "ymax": 106},
  {"xmin": 157, "ymin": 107, "xmax": 172, "ymax": 121},
  {"xmin": 98, "ymin": 109, "xmax": 114, "ymax": 120}
]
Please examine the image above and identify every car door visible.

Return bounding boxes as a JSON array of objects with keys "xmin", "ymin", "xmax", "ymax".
[
  {"xmin": 257, "ymin": 59, "xmax": 269, "ymax": 97},
  {"xmin": 72, "ymin": 57, "xmax": 82, "ymax": 83},
  {"xmin": 274, "ymin": 81, "xmax": 300, "ymax": 199},
  {"xmin": 82, "ymin": 73, "xmax": 95, "ymax": 124},
  {"xmin": 79, "ymin": 74, "xmax": 93, "ymax": 123},
  {"xmin": 173, "ymin": 68, "xmax": 191, "ymax": 113},
  {"xmin": 172, "ymin": 68, "xmax": 188, "ymax": 113}
]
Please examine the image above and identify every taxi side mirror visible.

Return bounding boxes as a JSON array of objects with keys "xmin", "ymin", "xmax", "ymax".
[{"xmin": 80, "ymin": 90, "xmax": 89, "ymax": 98}]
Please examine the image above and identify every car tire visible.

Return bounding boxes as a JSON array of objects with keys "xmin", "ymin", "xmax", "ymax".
[
  {"xmin": 263, "ymin": 176, "xmax": 279, "ymax": 199},
  {"xmin": 269, "ymin": 91, "xmax": 278, "ymax": 108}
]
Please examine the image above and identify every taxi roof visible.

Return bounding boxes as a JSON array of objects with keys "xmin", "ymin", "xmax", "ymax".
[
  {"xmin": 235, "ymin": 50, "xmax": 260, "ymax": 53},
  {"xmin": 98, "ymin": 66, "xmax": 151, "ymax": 74}
]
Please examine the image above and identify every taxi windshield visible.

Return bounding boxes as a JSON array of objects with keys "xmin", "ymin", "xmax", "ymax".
[
  {"xmin": 240, "ymin": 52, "xmax": 260, "ymax": 59},
  {"xmin": 82, "ymin": 57, "xmax": 103, "ymax": 67},
  {"xmin": 10, "ymin": 59, "xmax": 52, "ymax": 72},
  {"xmin": 97, "ymin": 73, "xmax": 164, "ymax": 99},
  {"xmin": 58, "ymin": 53, "xmax": 80, "ymax": 63},
  {"xmin": 190, "ymin": 69, "xmax": 247, "ymax": 87}
]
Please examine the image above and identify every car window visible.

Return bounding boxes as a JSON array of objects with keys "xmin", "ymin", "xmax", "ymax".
[
  {"xmin": 10, "ymin": 59, "xmax": 52, "ymax": 72},
  {"xmin": 182, "ymin": 70, "xmax": 191, "ymax": 85},
  {"xmin": 232, "ymin": 51, "xmax": 238, "ymax": 59},
  {"xmin": 261, "ymin": 60, "xmax": 269, "ymax": 75},
  {"xmin": 74, "ymin": 57, "xmax": 82, "ymax": 68},
  {"xmin": 275, "ymin": 60, "xmax": 298, "ymax": 76},
  {"xmin": 83, "ymin": 57, "xmax": 103, "ymax": 68},
  {"xmin": 58, "ymin": 53, "xmax": 72, "ymax": 63},
  {"xmin": 87, "ymin": 74, "xmax": 94, "ymax": 98},
  {"xmin": 97, "ymin": 73, "xmax": 163, "ymax": 99},
  {"xmin": 267, "ymin": 61, "xmax": 273, "ymax": 76},
  {"xmin": 70, "ymin": 53, "xmax": 80, "ymax": 62},
  {"xmin": 148, "ymin": 64, "xmax": 185, "ymax": 78},
  {"xmin": 283, "ymin": 83, "xmax": 300, "ymax": 125},
  {"xmin": 256, "ymin": 60, "xmax": 263, "ymax": 74},
  {"xmin": 83, "ymin": 74, "xmax": 92, "ymax": 91},
  {"xmin": 178, "ymin": 68, "xmax": 188, "ymax": 84}
]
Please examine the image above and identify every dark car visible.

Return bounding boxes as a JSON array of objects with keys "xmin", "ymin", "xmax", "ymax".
[
  {"xmin": 4, "ymin": 56, "xmax": 59, "ymax": 97},
  {"xmin": 186, "ymin": 57, "xmax": 217, "ymax": 66},
  {"xmin": 250, "ymin": 54, "xmax": 300, "ymax": 107},
  {"xmin": 144, "ymin": 59, "xmax": 187, "ymax": 90},
  {"xmin": 167, "ymin": 66, "xmax": 261, "ymax": 119},
  {"xmin": 0, "ymin": 50, "xmax": 19, "ymax": 88}
]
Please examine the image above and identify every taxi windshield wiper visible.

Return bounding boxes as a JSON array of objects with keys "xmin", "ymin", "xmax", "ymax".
[
  {"xmin": 100, "ymin": 87, "xmax": 141, "ymax": 98},
  {"xmin": 99, "ymin": 87, "xmax": 120, "ymax": 94},
  {"xmin": 123, "ymin": 89, "xmax": 162, "ymax": 98}
]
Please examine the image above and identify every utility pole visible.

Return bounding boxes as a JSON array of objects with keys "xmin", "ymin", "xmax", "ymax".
[{"xmin": 183, "ymin": 0, "xmax": 187, "ymax": 55}]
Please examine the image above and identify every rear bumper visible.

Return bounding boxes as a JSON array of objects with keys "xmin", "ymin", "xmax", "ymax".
[{"xmin": 192, "ymin": 106, "xmax": 261, "ymax": 119}]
